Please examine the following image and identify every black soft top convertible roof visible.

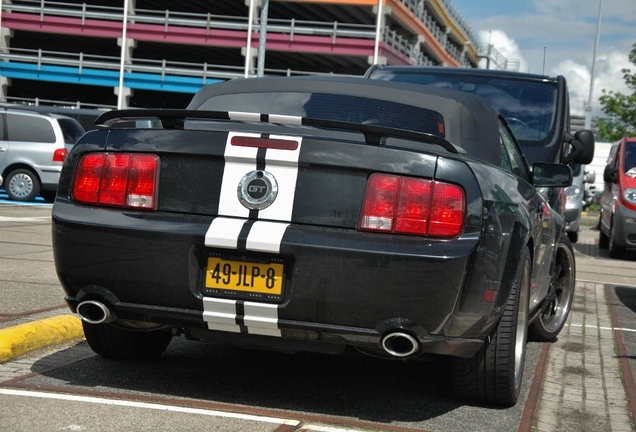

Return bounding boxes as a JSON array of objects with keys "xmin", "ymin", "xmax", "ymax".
[{"xmin": 188, "ymin": 76, "xmax": 503, "ymax": 166}]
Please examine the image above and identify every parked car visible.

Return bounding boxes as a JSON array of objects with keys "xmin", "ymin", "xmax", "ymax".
[
  {"xmin": 53, "ymin": 76, "xmax": 573, "ymax": 406},
  {"xmin": 0, "ymin": 109, "xmax": 85, "ymax": 202},
  {"xmin": 599, "ymin": 137, "xmax": 636, "ymax": 258},
  {"xmin": 564, "ymin": 163, "xmax": 596, "ymax": 243},
  {"xmin": 364, "ymin": 66, "xmax": 595, "ymax": 242}
]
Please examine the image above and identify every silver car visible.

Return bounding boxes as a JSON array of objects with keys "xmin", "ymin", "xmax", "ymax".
[{"xmin": 0, "ymin": 109, "xmax": 84, "ymax": 202}]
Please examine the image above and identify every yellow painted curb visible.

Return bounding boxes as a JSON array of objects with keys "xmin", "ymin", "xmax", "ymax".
[{"xmin": 0, "ymin": 315, "xmax": 85, "ymax": 363}]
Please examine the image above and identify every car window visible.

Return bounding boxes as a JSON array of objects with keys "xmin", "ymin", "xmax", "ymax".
[
  {"xmin": 499, "ymin": 121, "xmax": 529, "ymax": 182},
  {"xmin": 500, "ymin": 136, "xmax": 513, "ymax": 173},
  {"xmin": 7, "ymin": 113, "xmax": 56, "ymax": 143},
  {"xmin": 196, "ymin": 92, "xmax": 446, "ymax": 138},
  {"xmin": 57, "ymin": 118, "xmax": 85, "ymax": 144},
  {"xmin": 370, "ymin": 71, "xmax": 558, "ymax": 142},
  {"xmin": 623, "ymin": 142, "xmax": 636, "ymax": 172}
]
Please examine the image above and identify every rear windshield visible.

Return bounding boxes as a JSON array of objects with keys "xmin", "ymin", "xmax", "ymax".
[
  {"xmin": 370, "ymin": 71, "xmax": 560, "ymax": 164},
  {"xmin": 196, "ymin": 92, "xmax": 446, "ymax": 138}
]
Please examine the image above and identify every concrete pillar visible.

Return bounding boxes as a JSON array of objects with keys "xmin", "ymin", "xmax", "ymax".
[
  {"xmin": 114, "ymin": 86, "xmax": 134, "ymax": 108},
  {"xmin": 243, "ymin": 0, "xmax": 261, "ymax": 77},
  {"xmin": 410, "ymin": 35, "xmax": 425, "ymax": 65},
  {"xmin": 369, "ymin": 3, "xmax": 391, "ymax": 66},
  {"xmin": 0, "ymin": 27, "xmax": 13, "ymax": 102},
  {"xmin": 241, "ymin": 47, "xmax": 258, "ymax": 76}
]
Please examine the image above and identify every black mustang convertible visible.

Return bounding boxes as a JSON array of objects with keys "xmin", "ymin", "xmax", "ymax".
[{"xmin": 52, "ymin": 76, "xmax": 573, "ymax": 406}]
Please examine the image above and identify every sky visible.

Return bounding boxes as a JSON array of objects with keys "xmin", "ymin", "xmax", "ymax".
[{"xmin": 451, "ymin": 0, "xmax": 636, "ymax": 118}]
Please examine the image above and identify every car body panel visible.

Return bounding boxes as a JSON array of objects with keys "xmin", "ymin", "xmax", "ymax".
[{"xmin": 600, "ymin": 137, "xmax": 636, "ymax": 248}]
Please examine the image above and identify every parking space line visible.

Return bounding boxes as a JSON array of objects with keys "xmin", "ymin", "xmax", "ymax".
[
  {"xmin": 568, "ymin": 323, "xmax": 636, "ymax": 333},
  {"xmin": 0, "ymin": 388, "xmax": 301, "ymax": 427},
  {"xmin": 0, "ymin": 216, "xmax": 51, "ymax": 222}
]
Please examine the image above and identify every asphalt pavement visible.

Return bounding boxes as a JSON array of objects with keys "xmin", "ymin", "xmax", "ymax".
[{"xmin": 1, "ymin": 202, "xmax": 635, "ymax": 431}]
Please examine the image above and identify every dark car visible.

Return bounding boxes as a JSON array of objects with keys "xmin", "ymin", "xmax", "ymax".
[
  {"xmin": 364, "ymin": 66, "xmax": 595, "ymax": 243},
  {"xmin": 52, "ymin": 76, "xmax": 572, "ymax": 406}
]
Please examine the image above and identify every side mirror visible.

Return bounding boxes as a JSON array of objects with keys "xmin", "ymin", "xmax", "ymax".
[
  {"xmin": 603, "ymin": 165, "xmax": 618, "ymax": 183},
  {"xmin": 533, "ymin": 163, "xmax": 572, "ymax": 188},
  {"xmin": 584, "ymin": 169, "xmax": 596, "ymax": 184},
  {"xmin": 563, "ymin": 130, "xmax": 595, "ymax": 165}
]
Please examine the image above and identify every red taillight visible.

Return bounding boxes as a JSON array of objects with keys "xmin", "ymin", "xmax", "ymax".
[
  {"xmin": 73, "ymin": 153, "xmax": 159, "ymax": 210},
  {"xmin": 53, "ymin": 148, "xmax": 68, "ymax": 163},
  {"xmin": 359, "ymin": 173, "xmax": 465, "ymax": 237}
]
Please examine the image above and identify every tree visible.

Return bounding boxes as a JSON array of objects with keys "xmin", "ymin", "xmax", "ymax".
[{"xmin": 598, "ymin": 43, "xmax": 636, "ymax": 141}]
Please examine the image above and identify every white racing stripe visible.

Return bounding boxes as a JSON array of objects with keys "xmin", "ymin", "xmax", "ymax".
[
  {"xmin": 217, "ymin": 131, "xmax": 302, "ymax": 221},
  {"xmin": 204, "ymin": 217, "xmax": 245, "ymax": 249},
  {"xmin": 258, "ymin": 134, "xmax": 302, "ymax": 222},
  {"xmin": 0, "ymin": 388, "xmax": 300, "ymax": 426},
  {"xmin": 203, "ymin": 298, "xmax": 281, "ymax": 337},
  {"xmin": 202, "ymin": 297, "xmax": 241, "ymax": 333},
  {"xmin": 217, "ymin": 131, "xmax": 259, "ymax": 218},
  {"xmin": 245, "ymin": 221, "xmax": 289, "ymax": 253},
  {"xmin": 202, "ymin": 131, "xmax": 303, "ymax": 336}
]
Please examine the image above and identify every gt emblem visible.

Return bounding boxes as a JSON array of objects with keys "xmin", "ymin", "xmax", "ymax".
[{"xmin": 238, "ymin": 170, "xmax": 278, "ymax": 210}]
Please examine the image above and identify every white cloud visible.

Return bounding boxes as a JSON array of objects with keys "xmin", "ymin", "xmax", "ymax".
[{"xmin": 552, "ymin": 49, "xmax": 631, "ymax": 117}]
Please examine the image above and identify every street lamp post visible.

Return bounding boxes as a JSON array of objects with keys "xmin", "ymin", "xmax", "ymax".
[
  {"xmin": 257, "ymin": 0, "xmax": 269, "ymax": 77},
  {"xmin": 585, "ymin": 0, "xmax": 603, "ymax": 130},
  {"xmin": 117, "ymin": 0, "xmax": 130, "ymax": 109},
  {"xmin": 373, "ymin": 0, "xmax": 382, "ymax": 65},
  {"xmin": 244, "ymin": 0, "xmax": 255, "ymax": 78}
]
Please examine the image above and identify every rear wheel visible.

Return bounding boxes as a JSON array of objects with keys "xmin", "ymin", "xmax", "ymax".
[
  {"xmin": 82, "ymin": 321, "xmax": 173, "ymax": 360},
  {"xmin": 40, "ymin": 190, "xmax": 56, "ymax": 203},
  {"xmin": 452, "ymin": 247, "xmax": 530, "ymax": 406},
  {"xmin": 529, "ymin": 236, "xmax": 575, "ymax": 341},
  {"xmin": 567, "ymin": 230, "xmax": 578, "ymax": 243},
  {"xmin": 599, "ymin": 226, "xmax": 609, "ymax": 249},
  {"xmin": 6, "ymin": 168, "xmax": 40, "ymax": 201}
]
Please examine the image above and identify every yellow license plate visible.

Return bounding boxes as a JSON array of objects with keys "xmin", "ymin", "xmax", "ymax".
[{"xmin": 205, "ymin": 257, "xmax": 284, "ymax": 295}]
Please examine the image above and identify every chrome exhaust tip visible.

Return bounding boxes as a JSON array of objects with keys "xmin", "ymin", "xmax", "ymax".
[
  {"xmin": 381, "ymin": 332, "xmax": 420, "ymax": 358},
  {"xmin": 76, "ymin": 300, "xmax": 114, "ymax": 324}
]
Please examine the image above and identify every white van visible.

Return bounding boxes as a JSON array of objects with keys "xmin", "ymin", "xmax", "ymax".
[{"xmin": 0, "ymin": 109, "xmax": 84, "ymax": 201}]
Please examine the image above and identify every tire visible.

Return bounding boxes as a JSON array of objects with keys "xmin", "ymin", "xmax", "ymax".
[
  {"xmin": 40, "ymin": 190, "xmax": 57, "ymax": 203},
  {"xmin": 567, "ymin": 230, "xmax": 578, "ymax": 244},
  {"xmin": 5, "ymin": 168, "xmax": 40, "ymax": 201},
  {"xmin": 452, "ymin": 247, "xmax": 530, "ymax": 406},
  {"xmin": 82, "ymin": 321, "xmax": 173, "ymax": 360},
  {"xmin": 529, "ymin": 236, "xmax": 575, "ymax": 342},
  {"xmin": 599, "ymin": 227, "xmax": 609, "ymax": 249},
  {"xmin": 609, "ymin": 221, "xmax": 627, "ymax": 259}
]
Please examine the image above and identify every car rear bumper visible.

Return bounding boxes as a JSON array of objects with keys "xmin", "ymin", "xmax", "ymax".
[{"xmin": 53, "ymin": 199, "xmax": 490, "ymax": 359}]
